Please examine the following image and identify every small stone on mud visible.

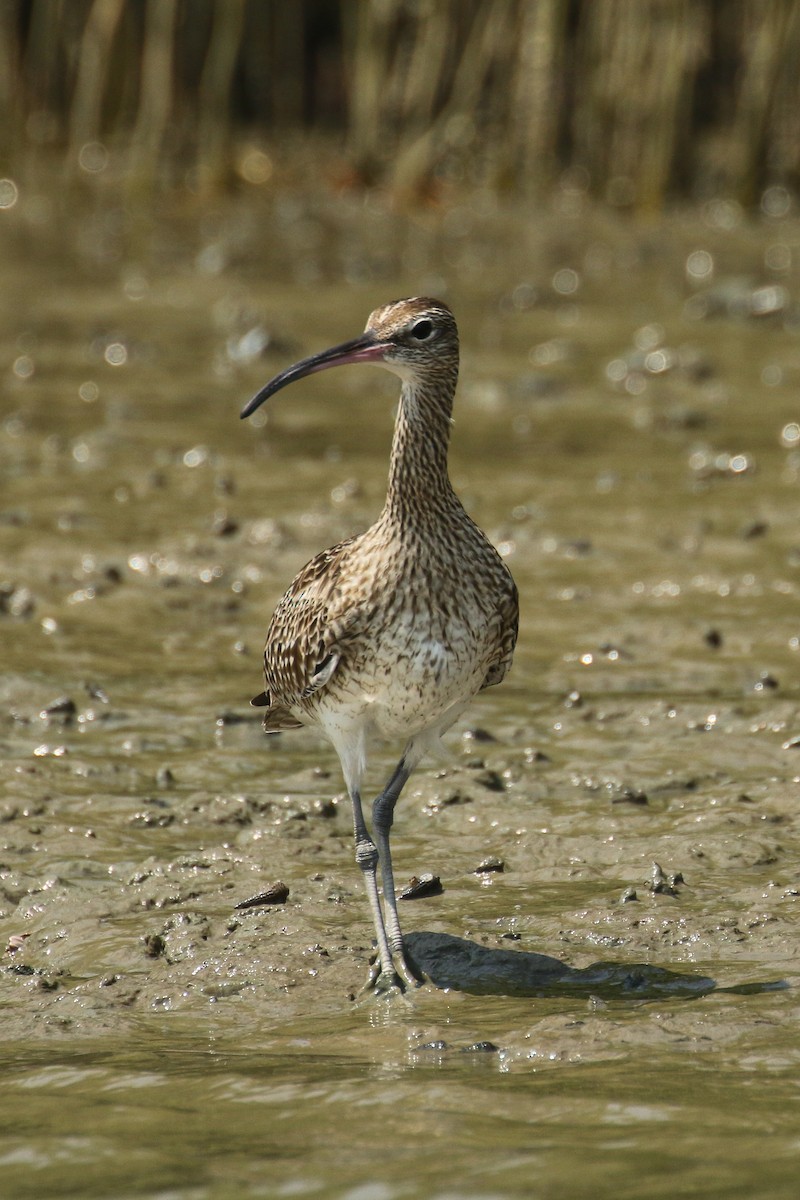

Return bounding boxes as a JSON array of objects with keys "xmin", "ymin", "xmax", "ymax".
[
  {"xmin": 647, "ymin": 861, "xmax": 683, "ymax": 896},
  {"xmin": 398, "ymin": 873, "xmax": 443, "ymax": 900},
  {"xmin": 474, "ymin": 769, "xmax": 506, "ymax": 792},
  {"xmin": 598, "ymin": 642, "xmax": 632, "ymax": 660},
  {"xmin": 524, "ymin": 748, "xmax": 551, "ymax": 763},
  {"xmin": 312, "ymin": 798, "xmax": 338, "ymax": 818},
  {"xmin": 0, "ymin": 582, "xmax": 35, "ymax": 618},
  {"xmin": 462, "ymin": 727, "xmax": 497, "ymax": 743},
  {"xmin": 216, "ymin": 709, "xmax": 253, "ymax": 726},
  {"xmin": 424, "ymin": 790, "xmax": 472, "ymax": 812},
  {"xmin": 143, "ymin": 933, "xmax": 166, "ymax": 958},
  {"xmin": 212, "ymin": 510, "xmax": 239, "ymax": 536},
  {"xmin": 620, "ymin": 886, "xmax": 638, "ymax": 903},
  {"xmin": 704, "ymin": 628, "xmax": 723, "ymax": 648},
  {"xmin": 473, "ymin": 857, "xmax": 504, "ymax": 874},
  {"xmin": 39, "ymin": 696, "xmax": 77, "ymax": 722},
  {"xmin": 611, "ymin": 787, "xmax": 648, "ymax": 806},
  {"xmin": 235, "ymin": 881, "xmax": 289, "ymax": 909}
]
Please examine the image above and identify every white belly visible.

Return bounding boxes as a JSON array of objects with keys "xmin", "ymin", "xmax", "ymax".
[{"xmin": 322, "ymin": 622, "xmax": 490, "ymax": 744}]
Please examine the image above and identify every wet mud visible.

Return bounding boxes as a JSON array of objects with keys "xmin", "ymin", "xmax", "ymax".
[{"xmin": 2, "ymin": 182, "xmax": 800, "ymax": 1197}]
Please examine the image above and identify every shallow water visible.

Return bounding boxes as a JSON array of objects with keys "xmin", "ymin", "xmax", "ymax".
[{"xmin": 2, "ymin": 177, "xmax": 800, "ymax": 1197}]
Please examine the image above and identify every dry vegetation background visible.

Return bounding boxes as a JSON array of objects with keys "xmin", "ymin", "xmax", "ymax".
[{"xmin": 1, "ymin": 0, "xmax": 799, "ymax": 207}]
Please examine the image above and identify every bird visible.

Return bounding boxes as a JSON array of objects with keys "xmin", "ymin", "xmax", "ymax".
[{"xmin": 240, "ymin": 297, "xmax": 518, "ymax": 991}]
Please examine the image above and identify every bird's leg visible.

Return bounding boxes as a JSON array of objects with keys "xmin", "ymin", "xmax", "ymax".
[
  {"xmin": 372, "ymin": 759, "xmax": 423, "ymax": 987},
  {"xmin": 349, "ymin": 787, "xmax": 398, "ymax": 989}
]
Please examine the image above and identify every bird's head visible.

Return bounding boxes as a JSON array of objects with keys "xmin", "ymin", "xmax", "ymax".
[{"xmin": 240, "ymin": 297, "xmax": 458, "ymax": 418}]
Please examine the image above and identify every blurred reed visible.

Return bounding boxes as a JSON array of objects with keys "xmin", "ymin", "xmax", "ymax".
[{"xmin": 1, "ymin": 0, "xmax": 799, "ymax": 206}]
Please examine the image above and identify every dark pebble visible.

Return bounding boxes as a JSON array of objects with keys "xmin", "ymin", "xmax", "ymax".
[
  {"xmin": 398, "ymin": 873, "xmax": 443, "ymax": 900},
  {"xmin": 473, "ymin": 769, "xmax": 505, "ymax": 793},
  {"xmin": 213, "ymin": 511, "xmax": 239, "ymax": 536},
  {"xmin": 473, "ymin": 857, "xmax": 504, "ymax": 874},
  {"xmin": 39, "ymin": 696, "xmax": 77, "ymax": 722},
  {"xmin": 216, "ymin": 710, "xmax": 253, "ymax": 726},
  {"xmin": 611, "ymin": 788, "xmax": 648, "ymax": 806},
  {"xmin": 648, "ymin": 861, "xmax": 681, "ymax": 897},
  {"xmin": 0, "ymin": 582, "xmax": 35, "ymax": 618},
  {"xmin": 143, "ymin": 933, "xmax": 166, "ymax": 958},
  {"xmin": 525, "ymin": 748, "xmax": 551, "ymax": 763},
  {"xmin": 235, "ymin": 881, "xmax": 290, "ymax": 909},
  {"xmin": 599, "ymin": 642, "xmax": 632, "ymax": 659}
]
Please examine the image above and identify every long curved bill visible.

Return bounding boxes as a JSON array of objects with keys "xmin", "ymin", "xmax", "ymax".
[{"xmin": 240, "ymin": 331, "xmax": 391, "ymax": 419}]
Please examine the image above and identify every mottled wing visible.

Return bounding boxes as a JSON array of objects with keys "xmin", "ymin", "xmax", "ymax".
[
  {"xmin": 481, "ymin": 569, "xmax": 519, "ymax": 690},
  {"xmin": 254, "ymin": 538, "xmax": 361, "ymax": 732}
]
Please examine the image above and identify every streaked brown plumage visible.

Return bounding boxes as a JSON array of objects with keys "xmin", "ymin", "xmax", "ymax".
[{"xmin": 241, "ymin": 298, "xmax": 518, "ymax": 990}]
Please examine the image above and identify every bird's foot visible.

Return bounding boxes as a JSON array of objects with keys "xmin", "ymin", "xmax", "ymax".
[
  {"xmin": 358, "ymin": 959, "xmax": 405, "ymax": 1001},
  {"xmin": 394, "ymin": 948, "xmax": 425, "ymax": 991},
  {"xmin": 362, "ymin": 947, "xmax": 424, "ymax": 997}
]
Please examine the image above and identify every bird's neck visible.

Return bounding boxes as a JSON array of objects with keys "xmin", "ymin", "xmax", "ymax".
[{"xmin": 383, "ymin": 376, "xmax": 459, "ymax": 523}]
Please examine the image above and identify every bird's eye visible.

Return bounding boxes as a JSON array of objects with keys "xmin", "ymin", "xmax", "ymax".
[{"xmin": 410, "ymin": 318, "xmax": 434, "ymax": 341}]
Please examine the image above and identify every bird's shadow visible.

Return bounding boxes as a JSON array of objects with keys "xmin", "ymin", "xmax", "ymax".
[{"xmin": 404, "ymin": 931, "xmax": 786, "ymax": 1000}]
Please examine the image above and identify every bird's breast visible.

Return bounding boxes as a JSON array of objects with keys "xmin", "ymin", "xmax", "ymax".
[{"xmin": 321, "ymin": 607, "xmax": 494, "ymax": 740}]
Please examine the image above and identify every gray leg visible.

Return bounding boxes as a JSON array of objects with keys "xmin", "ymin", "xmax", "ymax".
[
  {"xmin": 372, "ymin": 759, "xmax": 421, "ymax": 986},
  {"xmin": 350, "ymin": 787, "xmax": 397, "ymax": 987}
]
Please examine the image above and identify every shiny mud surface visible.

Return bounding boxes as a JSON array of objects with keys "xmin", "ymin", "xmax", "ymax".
[{"xmin": 2, "ymin": 181, "xmax": 800, "ymax": 1197}]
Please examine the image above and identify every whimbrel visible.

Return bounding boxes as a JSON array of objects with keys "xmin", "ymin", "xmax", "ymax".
[{"xmin": 241, "ymin": 298, "xmax": 518, "ymax": 990}]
